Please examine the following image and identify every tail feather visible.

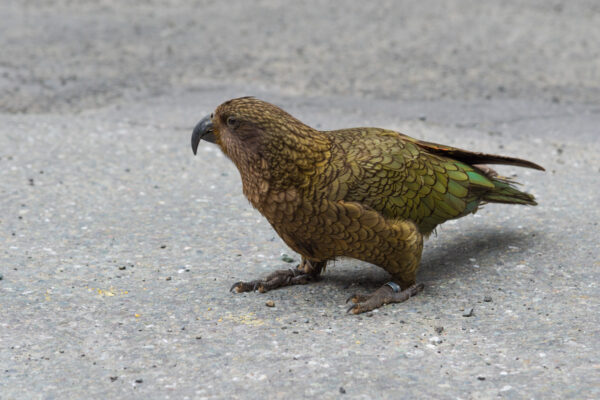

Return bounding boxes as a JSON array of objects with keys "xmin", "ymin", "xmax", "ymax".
[
  {"xmin": 483, "ymin": 179, "xmax": 537, "ymax": 206},
  {"xmin": 405, "ymin": 134, "xmax": 546, "ymax": 171}
]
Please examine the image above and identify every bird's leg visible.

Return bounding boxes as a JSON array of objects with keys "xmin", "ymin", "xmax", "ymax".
[
  {"xmin": 346, "ymin": 281, "xmax": 424, "ymax": 314},
  {"xmin": 326, "ymin": 202, "xmax": 425, "ymax": 314},
  {"xmin": 230, "ymin": 259, "xmax": 326, "ymax": 294}
]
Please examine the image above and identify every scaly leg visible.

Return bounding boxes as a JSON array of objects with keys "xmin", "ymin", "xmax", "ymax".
[
  {"xmin": 230, "ymin": 259, "xmax": 326, "ymax": 293},
  {"xmin": 346, "ymin": 282, "xmax": 424, "ymax": 314}
]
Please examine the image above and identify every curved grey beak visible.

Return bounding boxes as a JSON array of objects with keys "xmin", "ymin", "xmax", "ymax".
[{"xmin": 191, "ymin": 114, "xmax": 216, "ymax": 155}]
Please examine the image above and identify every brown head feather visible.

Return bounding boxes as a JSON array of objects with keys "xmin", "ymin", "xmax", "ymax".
[{"xmin": 210, "ymin": 97, "xmax": 331, "ymax": 193}]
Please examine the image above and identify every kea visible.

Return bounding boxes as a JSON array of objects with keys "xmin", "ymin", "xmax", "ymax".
[{"xmin": 191, "ymin": 97, "xmax": 544, "ymax": 314}]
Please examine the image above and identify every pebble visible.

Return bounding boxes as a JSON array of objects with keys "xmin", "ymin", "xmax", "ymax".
[
  {"xmin": 484, "ymin": 295, "xmax": 493, "ymax": 302},
  {"xmin": 429, "ymin": 336, "xmax": 443, "ymax": 345},
  {"xmin": 265, "ymin": 300, "xmax": 275, "ymax": 307},
  {"xmin": 434, "ymin": 326, "xmax": 444, "ymax": 334},
  {"xmin": 339, "ymin": 386, "xmax": 346, "ymax": 394},
  {"xmin": 462, "ymin": 307, "xmax": 474, "ymax": 317}
]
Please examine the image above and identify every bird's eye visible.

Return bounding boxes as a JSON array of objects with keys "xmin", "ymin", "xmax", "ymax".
[{"xmin": 226, "ymin": 116, "xmax": 237, "ymax": 127}]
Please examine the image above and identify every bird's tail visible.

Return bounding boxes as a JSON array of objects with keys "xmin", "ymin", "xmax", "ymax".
[{"xmin": 483, "ymin": 178, "xmax": 537, "ymax": 206}]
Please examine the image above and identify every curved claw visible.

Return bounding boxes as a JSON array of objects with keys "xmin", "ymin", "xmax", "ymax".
[
  {"xmin": 346, "ymin": 293, "xmax": 371, "ymax": 304},
  {"xmin": 346, "ymin": 304, "xmax": 358, "ymax": 314},
  {"xmin": 230, "ymin": 282, "xmax": 243, "ymax": 293},
  {"xmin": 230, "ymin": 281, "xmax": 262, "ymax": 293},
  {"xmin": 255, "ymin": 283, "xmax": 267, "ymax": 293}
]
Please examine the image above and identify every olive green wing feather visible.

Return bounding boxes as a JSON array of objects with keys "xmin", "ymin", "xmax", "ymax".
[
  {"xmin": 377, "ymin": 140, "xmax": 500, "ymax": 233},
  {"xmin": 328, "ymin": 128, "xmax": 540, "ymax": 234}
]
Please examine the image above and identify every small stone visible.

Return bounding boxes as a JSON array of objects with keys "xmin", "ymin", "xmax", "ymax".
[
  {"xmin": 434, "ymin": 326, "xmax": 444, "ymax": 334},
  {"xmin": 195, "ymin": 336, "xmax": 202, "ymax": 340},
  {"xmin": 429, "ymin": 336, "xmax": 443, "ymax": 345},
  {"xmin": 110, "ymin": 376, "xmax": 118, "ymax": 382},
  {"xmin": 0, "ymin": 273, "xmax": 3, "ymax": 280},
  {"xmin": 366, "ymin": 312, "xmax": 374, "ymax": 317},
  {"xmin": 477, "ymin": 376, "xmax": 486, "ymax": 381},
  {"xmin": 165, "ymin": 276, "xmax": 172, "ymax": 281},
  {"xmin": 483, "ymin": 295, "xmax": 492, "ymax": 302},
  {"xmin": 339, "ymin": 386, "xmax": 346, "ymax": 394},
  {"xmin": 281, "ymin": 254, "xmax": 295, "ymax": 263},
  {"xmin": 160, "ymin": 245, "xmax": 166, "ymax": 249},
  {"xmin": 265, "ymin": 300, "xmax": 275, "ymax": 307},
  {"xmin": 462, "ymin": 307, "xmax": 474, "ymax": 317},
  {"xmin": 135, "ymin": 378, "xmax": 143, "ymax": 383},
  {"xmin": 118, "ymin": 266, "xmax": 126, "ymax": 270}
]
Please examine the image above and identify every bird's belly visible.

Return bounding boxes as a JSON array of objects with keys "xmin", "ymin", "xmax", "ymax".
[{"xmin": 258, "ymin": 192, "xmax": 336, "ymax": 261}]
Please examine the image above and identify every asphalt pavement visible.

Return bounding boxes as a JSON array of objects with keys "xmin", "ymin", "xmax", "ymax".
[{"xmin": 1, "ymin": 1, "xmax": 599, "ymax": 399}]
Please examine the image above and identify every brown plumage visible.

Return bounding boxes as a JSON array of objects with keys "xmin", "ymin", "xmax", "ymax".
[{"xmin": 191, "ymin": 97, "xmax": 544, "ymax": 314}]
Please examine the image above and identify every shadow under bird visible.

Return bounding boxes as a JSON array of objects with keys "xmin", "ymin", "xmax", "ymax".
[{"xmin": 191, "ymin": 97, "xmax": 544, "ymax": 314}]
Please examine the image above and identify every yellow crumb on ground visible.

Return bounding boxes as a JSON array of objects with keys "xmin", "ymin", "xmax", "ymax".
[
  {"xmin": 85, "ymin": 286, "xmax": 129, "ymax": 297},
  {"xmin": 222, "ymin": 312, "xmax": 265, "ymax": 326}
]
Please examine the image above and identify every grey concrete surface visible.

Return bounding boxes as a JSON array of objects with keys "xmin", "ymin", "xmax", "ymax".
[{"xmin": 1, "ymin": 1, "xmax": 599, "ymax": 399}]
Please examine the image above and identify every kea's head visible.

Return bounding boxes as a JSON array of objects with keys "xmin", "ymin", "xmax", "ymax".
[{"xmin": 191, "ymin": 97, "xmax": 313, "ymax": 159}]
